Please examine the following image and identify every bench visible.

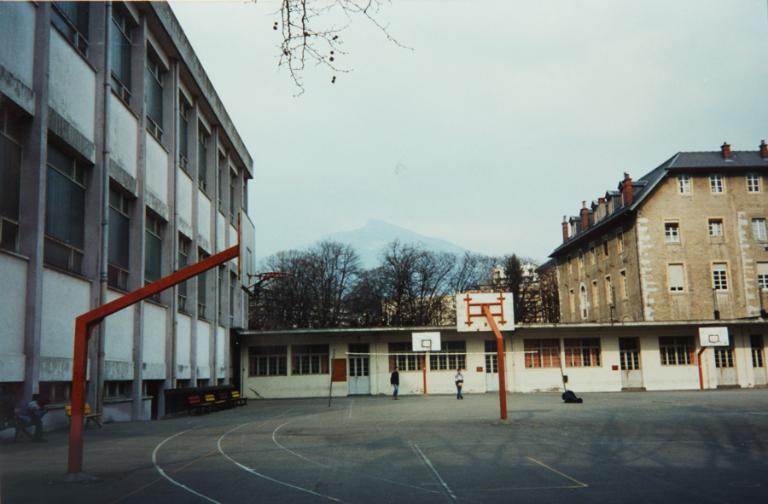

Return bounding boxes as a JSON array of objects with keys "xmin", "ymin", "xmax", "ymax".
[
  {"xmin": 65, "ymin": 403, "xmax": 103, "ymax": 429},
  {"xmin": 230, "ymin": 390, "xmax": 247, "ymax": 407},
  {"xmin": 186, "ymin": 394, "xmax": 210, "ymax": 415},
  {"xmin": 205, "ymin": 393, "xmax": 227, "ymax": 411}
]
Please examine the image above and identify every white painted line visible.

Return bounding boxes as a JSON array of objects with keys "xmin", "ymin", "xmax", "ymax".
[
  {"xmin": 272, "ymin": 421, "xmax": 322, "ymax": 466},
  {"xmin": 526, "ymin": 456, "xmax": 588, "ymax": 488},
  {"xmin": 152, "ymin": 430, "xmax": 222, "ymax": 504},
  {"xmin": 217, "ymin": 422, "xmax": 345, "ymax": 503},
  {"xmin": 413, "ymin": 443, "xmax": 457, "ymax": 502}
]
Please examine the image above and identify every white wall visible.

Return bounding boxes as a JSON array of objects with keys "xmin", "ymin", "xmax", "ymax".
[
  {"xmin": 109, "ymin": 95, "xmax": 138, "ymax": 177},
  {"xmin": 227, "ymin": 223, "xmax": 237, "ymax": 248},
  {"xmin": 196, "ymin": 320, "xmax": 211, "ymax": 379},
  {"xmin": 639, "ymin": 336, "xmax": 700, "ymax": 391},
  {"xmin": 145, "ymin": 133, "xmax": 168, "ymax": 206},
  {"xmin": 197, "ymin": 193, "xmax": 212, "ymax": 252},
  {"xmin": 216, "ymin": 213, "xmax": 226, "ymax": 252},
  {"xmin": 176, "ymin": 170, "xmax": 193, "ymax": 234},
  {"xmin": 103, "ymin": 290, "xmax": 134, "ymax": 378},
  {"xmin": 142, "ymin": 303, "xmax": 167, "ymax": 379},
  {"xmin": 0, "ymin": 254, "xmax": 27, "ymax": 381},
  {"xmin": 0, "ymin": 2, "xmax": 35, "ymax": 88},
  {"xmin": 49, "ymin": 28, "xmax": 96, "ymax": 142},
  {"xmin": 176, "ymin": 313, "xmax": 192, "ymax": 379},
  {"xmin": 216, "ymin": 326, "xmax": 226, "ymax": 378}
]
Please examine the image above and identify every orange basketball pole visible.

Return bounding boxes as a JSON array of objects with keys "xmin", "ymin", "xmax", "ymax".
[
  {"xmin": 482, "ymin": 305, "xmax": 508, "ymax": 421},
  {"xmin": 67, "ymin": 245, "xmax": 239, "ymax": 474},
  {"xmin": 697, "ymin": 347, "xmax": 707, "ymax": 390}
]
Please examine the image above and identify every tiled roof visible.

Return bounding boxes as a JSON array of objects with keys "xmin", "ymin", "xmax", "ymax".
[{"xmin": 549, "ymin": 150, "xmax": 768, "ymax": 258}]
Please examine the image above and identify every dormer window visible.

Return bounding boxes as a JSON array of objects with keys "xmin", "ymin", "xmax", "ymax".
[
  {"xmin": 678, "ymin": 175, "xmax": 691, "ymax": 194},
  {"xmin": 710, "ymin": 175, "xmax": 723, "ymax": 193},
  {"xmin": 747, "ymin": 174, "xmax": 760, "ymax": 193}
]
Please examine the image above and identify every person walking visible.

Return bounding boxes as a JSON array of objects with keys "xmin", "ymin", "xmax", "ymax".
[
  {"xmin": 390, "ymin": 367, "xmax": 400, "ymax": 400},
  {"xmin": 454, "ymin": 368, "xmax": 464, "ymax": 400}
]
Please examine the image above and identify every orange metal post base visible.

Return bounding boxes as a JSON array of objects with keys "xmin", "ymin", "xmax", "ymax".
[
  {"xmin": 482, "ymin": 305, "xmax": 508, "ymax": 421},
  {"xmin": 697, "ymin": 347, "xmax": 706, "ymax": 390},
  {"xmin": 67, "ymin": 245, "xmax": 239, "ymax": 474}
]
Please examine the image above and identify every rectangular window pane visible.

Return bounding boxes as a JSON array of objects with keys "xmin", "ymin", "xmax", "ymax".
[
  {"xmin": 109, "ymin": 9, "xmax": 131, "ymax": 94},
  {"xmin": 752, "ymin": 219, "xmax": 767, "ymax": 241},
  {"xmin": 668, "ymin": 264, "xmax": 685, "ymax": 291}
]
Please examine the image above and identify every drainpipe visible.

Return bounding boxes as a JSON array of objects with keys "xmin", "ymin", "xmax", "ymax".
[{"xmin": 96, "ymin": 2, "xmax": 114, "ymax": 414}]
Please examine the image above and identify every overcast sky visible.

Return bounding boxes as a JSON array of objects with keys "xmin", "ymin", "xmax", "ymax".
[{"xmin": 170, "ymin": 0, "xmax": 768, "ymax": 262}]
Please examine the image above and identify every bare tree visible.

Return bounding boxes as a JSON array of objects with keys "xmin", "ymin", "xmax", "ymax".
[{"xmin": 273, "ymin": 0, "xmax": 410, "ymax": 93}]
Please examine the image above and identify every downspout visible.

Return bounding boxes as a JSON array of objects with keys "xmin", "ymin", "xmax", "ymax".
[{"xmin": 96, "ymin": 1, "xmax": 114, "ymax": 414}]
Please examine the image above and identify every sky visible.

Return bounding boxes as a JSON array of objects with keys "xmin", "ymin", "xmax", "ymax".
[{"xmin": 170, "ymin": 0, "xmax": 768, "ymax": 263}]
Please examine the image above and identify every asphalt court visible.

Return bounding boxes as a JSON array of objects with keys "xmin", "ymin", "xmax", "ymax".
[{"xmin": 2, "ymin": 390, "xmax": 768, "ymax": 503}]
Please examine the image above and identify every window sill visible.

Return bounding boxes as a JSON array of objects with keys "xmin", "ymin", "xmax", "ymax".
[
  {"xmin": 43, "ymin": 263, "xmax": 91, "ymax": 283},
  {"xmin": 0, "ymin": 248, "xmax": 29, "ymax": 262}
]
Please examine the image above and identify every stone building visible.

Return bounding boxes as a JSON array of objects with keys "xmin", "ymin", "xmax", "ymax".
[
  {"xmin": 0, "ymin": 1, "xmax": 253, "ymax": 426},
  {"xmin": 551, "ymin": 142, "xmax": 768, "ymax": 324}
]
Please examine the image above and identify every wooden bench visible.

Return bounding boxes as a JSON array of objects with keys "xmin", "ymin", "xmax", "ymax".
[
  {"xmin": 65, "ymin": 403, "xmax": 103, "ymax": 429},
  {"xmin": 230, "ymin": 390, "xmax": 247, "ymax": 407},
  {"xmin": 186, "ymin": 394, "xmax": 210, "ymax": 415},
  {"xmin": 205, "ymin": 393, "xmax": 227, "ymax": 411}
]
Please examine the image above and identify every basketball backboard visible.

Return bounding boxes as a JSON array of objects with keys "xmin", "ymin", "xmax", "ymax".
[
  {"xmin": 238, "ymin": 211, "xmax": 256, "ymax": 287},
  {"xmin": 412, "ymin": 332, "xmax": 441, "ymax": 351},
  {"xmin": 698, "ymin": 326, "xmax": 729, "ymax": 347},
  {"xmin": 456, "ymin": 292, "xmax": 515, "ymax": 332}
]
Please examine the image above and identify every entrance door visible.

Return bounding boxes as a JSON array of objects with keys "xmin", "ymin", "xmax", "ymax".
[
  {"xmin": 714, "ymin": 341, "xmax": 738, "ymax": 387},
  {"xmin": 348, "ymin": 344, "xmax": 370, "ymax": 395},
  {"xmin": 619, "ymin": 337, "xmax": 643, "ymax": 389},
  {"xmin": 484, "ymin": 340, "xmax": 499, "ymax": 392},
  {"xmin": 751, "ymin": 335, "xmax": 767, "ymax": 386}
]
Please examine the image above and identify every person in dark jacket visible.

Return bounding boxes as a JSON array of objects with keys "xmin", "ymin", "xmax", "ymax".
[{"xmin": 390, "ymin": 367, "xmax": 400, "ymax": 400}]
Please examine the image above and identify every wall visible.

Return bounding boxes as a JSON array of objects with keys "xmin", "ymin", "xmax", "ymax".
[
  {"xmin": 196, "ymin": 319, "xmax": 211, "ymax": 379},
  {"xmin": 197, "ymin": 192, "xmax": 212, "ymax": 252},
  {"xmin": 145, "ymin": 132, "xmax": 168, "ymax": 207},
  {"xmin": 0, "ymin": 2, "xmax": 35, "ymax": 91},
  {"xmin": 108, "ymin": 95, "xmax": 138, "ymax": 179},
  {"xmin": 104, "ymin": 290, "xmax": 134, "ymax": 380},
  {"xmin": 48, "ymin": 28, "xmax": 95, "ymax": 143},
  {"xmin": 142, "ymin": 303, "xmax": 167, "ymax": 379},
  {"xmin": 0, "ymin": 254, "xmax": 27, "ymax": 381},
  {"xmin": 176, "ymin": 170, "xmax": 193, "ymax": 236},
  {"xmin": 176, "ymin": 313, "xmax": 192, "ymax": 379}
]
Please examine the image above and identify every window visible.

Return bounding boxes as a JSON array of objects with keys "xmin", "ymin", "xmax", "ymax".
[
  {"xmin": 229, "ymin": 272, "xmax": 237, "ymax": 324},
  {"xmin": 108, "ymin": 187, "xmax": 131, "ymax": 289},
  {"xmin": 248, "ymin": 346, "xmax": 287, "ymax": 376},
  {"xmin": 197, "ymin": 249, "xmax": 209, "ymax": 319},
  {"xmin": 710, "ymin": 175, "xmax": 723, "ymax": 193},
  {"xmin": 751, "ymin": 335, "xmax": 764, "ymax": 368},
  {"xmin": 568, "ymin": 289, "xmax": 575, "ymax": 315},
  {"xmin": 564, "ymin": 338, "xmax": 601, "ymax": 367},
  {"xmin": 145, "ymin": 210, "xmax": 163, "ymax": 284},
  {"xmin": 579, "ymin": 284, "xmax": 588, "ymax": 319},
  {"xmin": 198, "ymin": 125, "xmax": 209, "ymax": 192},
  {"xmin": 591, "ymin": 280, "xmax": 599, "ymax": 308},
  {"xmin": 52, "ymin": 2, "xmax": 90, "ymax": 57},
  {"xmin": 217, "ymin": 266, "xmax": 225, "ymax": 321},
  {"xmin": 110, "ymin": 6, "xmax": 132, "ymax": 103},
  {"xmin": 752, "ymin": 218, "xmax": 767, "ymax": 241},
  {"xmin": 0, "ymin": 107, "xmax": 22, "ymax": 253},
  {"xmin": 45, "ymin": 144, "xmax": 87, "ymax": 274},
  {"xmin": 602, "ymin": 240, "xmax": 609, "ymax": 256},
  {"xmin": 39, "ymin": 381, "xmax": 71, "ymax": 405},
  {"xmin": 712, "ymin": 263, "xmax": 728, "ymax": 291},
  {"xmin": 524, "ymin": 339, "xmax": 561, "ymax": 368},
  {"xmin": 664, "ymin": 222, "xmax": 680, "ymax": 243},
  {"xmin": 616, "ymin": 231, "xmax": 624, "ymax": 254},
  {"xmin": 714, "ymin": 343, "xmax": 734, "ymax": 369},
  {"xmin": 577, "ymin": 253, "xmax": 584, "ymax": 276},
  {"xmin": 242, "ymin": 177, "xmax": 248, "ymax": 212},
  {"xmin": 177, "ymin": 234, "xmax": 191, "ymax": 312},
  {"xmin": 620, "ymin": 270, "xmax": 628, "ymax": 299},
  {"xmin": 747, "ymin": 174, "xmax": 760, "ymax": 193},
  {"xmin": 659, "ymin": 336, "xmax": 694, "ymax": 365},
  {"xmin": 708, "ymin": 219, "xmax": 723, "ymax": 237},
  {"xmin": 388, "ymin": 342, "xmax": 423, "ymax": 371},
  {"xmin": 178, "ymin": 97, "xmax": 191, "ymax": 172},
  {"xmin": 145, "ymin": 50, "xmax": 164, "ymax": 140},
  {"xmin": 678, "ymin": 175, "xmax": 691, "ymax": 194},
  {"xmin": 218, "ymin": 160, "xmax": 226, "ymax": 212},
  {"xmin": 757, "ymin": 263, "xmax": 768, "ymax": 291},
  {"xmin": 619, "ymin": 338, "xmax": 640, "ymax": 370},
  {"xmin": 668, "ymin": 263, "xmax": 685, "ymax": 292},
  {"xmin": 484, "ymin": 340, "xmax": 498, "ymax": 373},
  {"xmin": 605, "ymin": 276, "xmax": 613, "ymax": 305},
  {"xmin": 229, "ymin": 173, "xmax": 237, "ymax": 225},
  {"xmin": 429, "ymin": 341, "xmax": 466, "ymax": 370},
  {"xmin": 105, "ymin": 380, "xmax": 132, "ymax": 399},
  {"xmin": 292, "ymin": 344, "xmax": 329, "ymax": 375}
]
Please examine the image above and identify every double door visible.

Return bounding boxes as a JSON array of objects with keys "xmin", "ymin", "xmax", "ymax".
[
  {"xmin": 348, "ymin": 344, "xmax": 370, "ymax": 395},
  {"xmin": 485, "ymin": 340, "xmax": 499, "ymax": 392},
  {"xmin": 619, "ymin": 337, "xmax": 644, "ymax": 389}
]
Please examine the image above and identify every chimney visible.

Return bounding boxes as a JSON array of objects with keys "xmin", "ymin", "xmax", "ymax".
[
  {"xmin": 721, "ymin": 142, "xmax": 731, "ymax": 159},
  {"xmin": 620, "ymin": 172, "xmax": 633, "ymax": 206},
  {"xmin": 562, "ymin": 216, "xmax": 569, "ymax": 242},
  {"xmin": 580, "ymin": 201, "xmax": 589, "ymax": 232},
  {"xmin": 760, "ymin": 140, "xmax": 768, "ymax": 159}
]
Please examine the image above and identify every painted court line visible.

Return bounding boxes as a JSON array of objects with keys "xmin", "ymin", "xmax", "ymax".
[
  {"xmin": 526, "ymin": 456, "xmax": 588, "ymax": 488},
  {"xmin": 218, "ymin": 422, "xmax": 345, "ymax": 503},
  {"xmin": 413, "ymin": 443, "xmax": 457, "ymax": 502},
  {"xmin": 152, "ymin": 430, "xmax": 222, "ymax": 504}
]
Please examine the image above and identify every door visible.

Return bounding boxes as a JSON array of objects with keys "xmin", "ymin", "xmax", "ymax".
[
  {"xmin": 714, "ymin": 341, "xmax": 738, "ymax": 387},
  {"xmin": 485, "ymin": 340, "xmax": 499, "ymax": 392},
  {"xmin": 751, "ymin": 335, "xmax": 767, "ymax": 386},
  {"xmin": 619, "ymin": 337, "xmax": 643, "ymax": 389},
  {"xmin": 348, "ymin": 344, "xmax": 370, "ymax": 395}
]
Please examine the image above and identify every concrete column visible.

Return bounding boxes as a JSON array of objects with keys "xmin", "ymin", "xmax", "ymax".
[
  {"xmin": 188, "ymin": 101, "xmax": 199, "ymax": 385},
  {"xmin": 20, "ymin": 3, "xmax": 51, "ymax": 400}
]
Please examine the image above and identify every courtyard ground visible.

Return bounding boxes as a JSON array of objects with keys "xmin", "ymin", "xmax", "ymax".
[{"xmin": 1, "ymin": 389, "xmax": 767, "ymax": 503}]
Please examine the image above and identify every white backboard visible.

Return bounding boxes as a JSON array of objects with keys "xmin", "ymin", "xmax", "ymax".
[
  {"xmin": 238, "ymin": 211, "xmax": 256, "ymax": 287},
  {"xmin": 412, "ymin": 332, "xmax": 441, "ymax": 351},
  {"xmin": 698, "ymin": 326, "xmax": 730, "ymax": 347},
  {"xmin": 456, "ymin": 292, "xmax": 515, "ymax": 332}
]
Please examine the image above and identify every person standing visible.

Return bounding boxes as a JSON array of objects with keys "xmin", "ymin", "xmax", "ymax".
[
  {"xmin": 454, "ymin": 368, "xmax": 464, "ymax": 400},
  {"xmin": 390, "ymin": 367, "xmax": 400, "ymax": 400}
]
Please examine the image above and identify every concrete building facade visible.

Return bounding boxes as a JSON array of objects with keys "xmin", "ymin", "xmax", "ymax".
[{"xmin": 0, "ymin": 1, "xmax": 253, "ymax": 427}]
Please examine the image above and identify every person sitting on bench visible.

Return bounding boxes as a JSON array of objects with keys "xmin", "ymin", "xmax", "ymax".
[{"xmin": 20, "ymin": 394, "xmax": 48, "ymax": 442}]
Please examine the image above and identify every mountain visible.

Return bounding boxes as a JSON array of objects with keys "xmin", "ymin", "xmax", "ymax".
[{"xmin": 322, "ymin": 219, "xmax": 469, "ymax": 268}]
